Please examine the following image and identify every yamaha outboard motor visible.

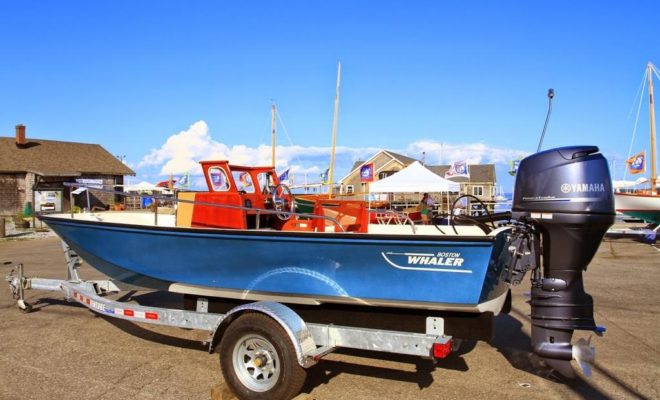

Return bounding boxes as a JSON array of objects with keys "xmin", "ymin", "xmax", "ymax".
[{"xmin": 512, "ymin": 145, "xmax": 615, "ymax": 377}]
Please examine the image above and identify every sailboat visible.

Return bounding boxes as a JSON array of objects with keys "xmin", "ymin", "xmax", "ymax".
[{"xmin": 614, "ymin": 62, "xmax": 660, "ymax": 226}]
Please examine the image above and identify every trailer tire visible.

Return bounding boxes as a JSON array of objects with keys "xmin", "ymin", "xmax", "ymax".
[{"xmin": 219, "ymin": 312, "xmax": 306, "ymax": 400}]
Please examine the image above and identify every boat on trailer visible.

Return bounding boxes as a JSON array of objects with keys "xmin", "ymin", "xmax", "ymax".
[
  {"xmin": 42, "ymin": 159, "xmax": 514, "ymax": 313},
  {"xmin": 29, "ymin": 145, "xmax": 614, "ymax": 399}
]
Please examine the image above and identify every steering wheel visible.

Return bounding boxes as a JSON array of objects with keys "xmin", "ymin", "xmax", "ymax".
[{"xmin": 271, "ymin": 183, "xmax": 295, "ymax": 220}]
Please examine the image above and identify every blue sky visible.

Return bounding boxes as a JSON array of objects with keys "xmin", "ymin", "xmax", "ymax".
[{"xmin": 1, "ymin": 1, "xmax": 658, "ymax": 189}]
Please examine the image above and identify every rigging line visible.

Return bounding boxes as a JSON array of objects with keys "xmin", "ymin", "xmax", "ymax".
[
  {"xmin": 651, "ymin": 61, "xmax": 659, "ymax": 75},
  {"xmin": 274, "ymin": 106, "xmax": 304, "ymax": 168},
  {"xmin": 625, "ymin": 69, "xmax": 648, "ymax": 182},
  {"xmin": 653, "ymin": 66, "xmax": 660, "ymax": 82},
  {"xmin": 628, "ymin": 67, "xmax": 649, "ymax": 119}
]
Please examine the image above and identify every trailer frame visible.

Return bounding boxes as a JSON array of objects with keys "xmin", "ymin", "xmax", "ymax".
[{"xmin": 5, "ymin": 242, "xmax": 453, "ymax": 399}]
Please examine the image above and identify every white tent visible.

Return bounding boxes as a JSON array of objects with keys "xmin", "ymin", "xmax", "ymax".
[
  {"xmin": 123, "ymin": 181, "xmax": 167, "ymax": 192},
  {"xmin": 369, "ymin": 161, "xmax": 460, "ymax": 193}
]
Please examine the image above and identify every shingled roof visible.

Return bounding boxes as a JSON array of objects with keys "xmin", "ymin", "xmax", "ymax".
[
  {"xmin": 383, "ymin": 151, "xmax": 418, "ymax": 165},
  {"xmin": 0, "ymin": 137, "xmax": 135, "ymax": 176}
]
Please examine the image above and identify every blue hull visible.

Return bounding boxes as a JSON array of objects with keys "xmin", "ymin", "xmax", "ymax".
[{"xmin": 41, "ymin": 216, "xmax": 512, "ymax": 309}]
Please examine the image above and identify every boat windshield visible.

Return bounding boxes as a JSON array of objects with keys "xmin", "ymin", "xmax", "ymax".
[
  {"xmin": 257, "ymin": 172, "xmax": 275, "ymax": 194},
  {"xmin": 209, "ymin": 167, "xmax": 230, "ymax": 191},
  {"xmin": 233, "ymin": 171, "xmax": 255, "ymax": 193}
]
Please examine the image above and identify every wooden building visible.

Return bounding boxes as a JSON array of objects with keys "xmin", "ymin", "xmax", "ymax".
[
  {"xmin": 339, "ymin": 150, "xmax": 418, "ymax": 196},
  {"xmin": 338, "ymin": 149, "xmax": 497, "ymax": 213},
  {"xmin": 0, "ymin": 125, "xmax": 135, "ymax": 216}
]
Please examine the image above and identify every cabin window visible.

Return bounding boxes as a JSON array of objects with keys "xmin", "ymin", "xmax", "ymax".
[
  {"xmin": 346, "ymin": 185, "xmax": 354, "ymax": 195},
  {"xmin": 472, "ymin": 186, "xmax": 484, "ymax": 196},
  {"xmin": 233, "ymin": 171, "xmax": 255, "ymax": 193},
  {"xmin": 208, "ymin": 167, "xmax": 230, "ymax": 191},
  {"xmin": 257, "ymin": 172, "xmax": 275, "ymax": 194}
]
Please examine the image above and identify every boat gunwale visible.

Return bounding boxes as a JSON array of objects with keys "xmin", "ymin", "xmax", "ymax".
[{"xmin": 38, "ymin": 214, "xmax": 500, "ymax": 244}]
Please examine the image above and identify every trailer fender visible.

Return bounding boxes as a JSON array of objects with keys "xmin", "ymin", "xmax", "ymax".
[{"xmin": 208, "ymin": 301, "xmax": 318, "ymax": 368}]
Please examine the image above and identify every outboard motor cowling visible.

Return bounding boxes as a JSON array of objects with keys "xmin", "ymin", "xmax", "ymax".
[{"xmin": 512, "ymin": 145, "xmax": 615, "ymax": 377}]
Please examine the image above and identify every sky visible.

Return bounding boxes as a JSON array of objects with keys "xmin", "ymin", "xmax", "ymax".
[{"xmin": 1, "ymin": 1, "xmax": 659, "ymax": 190}]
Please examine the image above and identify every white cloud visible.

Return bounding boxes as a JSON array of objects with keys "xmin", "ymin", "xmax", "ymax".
[
  {"xmin": 136, "ymin": 121, "xmax": 528, "ymax": 187},
  {"xmin": 406, "ymin": 140, "xmax": 528, "ymax": 165},
  {"xmin": 138, "ymin": 120, "xmax": 228, "ymax": 175}
]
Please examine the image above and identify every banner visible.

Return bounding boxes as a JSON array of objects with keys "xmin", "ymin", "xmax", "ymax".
[
  {"xmin": 445, "ymin": 160, "xmax": 470, "ymax": 178},
  {"xmin": 75, "ymin": 178, "xmax": 103, "ymax": 189},
  {"xmin": 360, "ymin": 163, "xmax": 374, "ymax": 182},
  {"xmin": 627, "ymin": 151, "xmax": 645, "ymax": 175}
]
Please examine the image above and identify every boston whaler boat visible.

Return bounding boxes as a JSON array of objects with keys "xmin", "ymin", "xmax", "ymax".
[{"xmin": 11, "ymin": 145, "xmax": 614, "ymax": 399}]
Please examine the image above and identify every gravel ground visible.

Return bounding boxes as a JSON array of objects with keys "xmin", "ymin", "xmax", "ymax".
[{"xmin": 0, "ymin": 233, "xmax": 658, "ymax": 400}]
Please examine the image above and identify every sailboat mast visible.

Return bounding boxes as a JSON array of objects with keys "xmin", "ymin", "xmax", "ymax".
[
  {"xmin": 648, "ymin": 62, "xmax": 657, "ymax": 194},
  {"xmin": 271, "ymin": 104, "xmax": 277, "ymax": 168},
  {"xmin": 328, "ymin": 61, "xmax": 341, "ymax": 196}
]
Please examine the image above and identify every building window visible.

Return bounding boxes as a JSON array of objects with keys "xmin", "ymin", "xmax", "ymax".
[
  {"xmin": 472, "ymin": 186, "xmax": 484, "ymax": 196},
  {"xmin": 379, "ymin": 170, "xmax": 399, "ymax": 180},
  {"xmin": 346, "ymin": 185, "xmax": 354, "ymax": 195}
]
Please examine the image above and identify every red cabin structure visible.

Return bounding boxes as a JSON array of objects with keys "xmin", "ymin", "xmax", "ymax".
[{"xmin": 176, "ymin": 161, "xmax": 368, "ymax": 233}]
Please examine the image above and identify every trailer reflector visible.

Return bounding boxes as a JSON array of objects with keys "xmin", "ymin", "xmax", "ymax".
[{"xmin": 432, "ymin": 340, "xmax": 453, "ymax": 359}]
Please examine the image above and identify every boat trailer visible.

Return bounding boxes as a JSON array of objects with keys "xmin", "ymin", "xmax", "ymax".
[{"xmin": 5, "ymin": 242, "xmax": 453, "ymax": 400}]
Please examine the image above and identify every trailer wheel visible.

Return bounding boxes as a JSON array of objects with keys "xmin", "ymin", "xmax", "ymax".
[{"xmin": 219, "ymin": 312, "xmax": 306, "ymax": 400}]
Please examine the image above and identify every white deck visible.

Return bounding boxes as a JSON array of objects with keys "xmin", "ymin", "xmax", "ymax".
[
  {"xmin": 47, "ymin": 211, "xmax": 177, "ymax": 227},
  {"xmin": 45, "ymin": 211, "xmax": 501, "ymax": 237}
]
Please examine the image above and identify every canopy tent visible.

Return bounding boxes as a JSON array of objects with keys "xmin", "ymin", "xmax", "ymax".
[
  {"xmin": 123, "ymin": 181, "xmax": 168, "ymax": 192},
  {"xmin": 369, "ymin": 161, "xmax": 460, "ymax": 193}
]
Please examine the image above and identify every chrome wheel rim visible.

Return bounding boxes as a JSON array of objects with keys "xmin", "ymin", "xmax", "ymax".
[{"xmin": 232, "ymin": 334, "xmax": 280, "ymax": 392}]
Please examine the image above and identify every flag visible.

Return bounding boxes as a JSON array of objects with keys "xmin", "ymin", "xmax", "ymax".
[
  {"xmin": 156, "ymin": 179, "xmax": 176, "ymax": 188},
  {"xmin": 278, "ymin": 168, "xmax": 290, "ymax": 184},
  {"xmin": 157, "ymin": 173, "xmax": 177, "ymax": 190},
  {"xmin": 177, "ymin": 172, "xmax": 190, "ymax": 188},
  {"xmin": 360, "ymin": 163, "xmax": 374, "ymax": 182},
  {"xmin": 508, "ymin": 158, "xmax": 522, "ymax": 177},
  {"xmin": 627, "ymin": 151, "xmax": 645, "ymax": 175},
  {"xmin": 238, "ymin": 172, "xmax": 253, "ymax": 188},
  {"xmin": 445, "ymin": 160, "xmax": 470, "ymax": 178},
  {"xmin": 320, "ymin": 168, "xmax": 329, "ymax": 184}
]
